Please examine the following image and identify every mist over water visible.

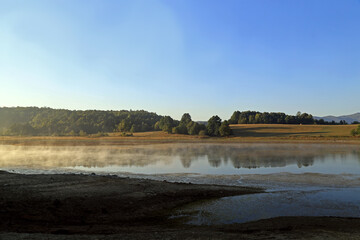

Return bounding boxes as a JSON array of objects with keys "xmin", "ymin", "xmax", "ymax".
[{"xmin": 0, "ymin": 143, "xmax": 360, "ymax": 175}]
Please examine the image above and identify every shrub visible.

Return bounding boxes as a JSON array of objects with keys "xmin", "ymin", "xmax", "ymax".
[
  {"xmin": 68, "ymin": 130, "xmax": 78, "ymax": 136},
  {"xmin": 198, "ymin": 130, "xmax": 207, "ymax": 136},
  {"xmin": 121, "ymin": 132, "xmax": 133, "ymax": 137},
  {"xmin": 95, "ymin": 132, "xmax": 108, "ymax": 137},
  {"xmin": 351, "ymin": 125, "xmax": 360, "ymax": 136},
  {"xmin": 79, "ymin": 130, "xmax": 87, "ymax": 136},
  {"xmin": 172, "ymin": 123, "xmax": 188, "ymax": 134}
]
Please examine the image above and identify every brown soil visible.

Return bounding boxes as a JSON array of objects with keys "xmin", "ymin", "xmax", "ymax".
[
  {"xmin": 0, "ymin": 171, "xmax": 260, "ymax": 234},
  {"xmin": 1, "ymin": 171, "xmax": 360, "ymax": 239}
]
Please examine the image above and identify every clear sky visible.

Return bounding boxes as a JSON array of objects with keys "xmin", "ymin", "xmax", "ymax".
[{"xmin": 1, "ymin": 0, "xmax": 360, "ymax": 121}]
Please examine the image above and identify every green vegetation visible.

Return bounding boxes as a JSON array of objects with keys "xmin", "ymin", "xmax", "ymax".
[
  {"xmin": 152, "ymin": 113, "xmax": 230, "ymax": 137},
  {"xmin": 1, "ymin": 107, "xmax": 354, "ymax": 138},
  {"xmin": 204, "ymin": 116, "xmax": 232, "ymax": 137},
  {"xmin": 206, "ymin": 115, "xmax": 221, "ymax": 136},
  {"xmin": 0, "ymin": 107, "xmax": 41, "ymax": 130},
  {"xmin": 156, "ymin": 113, "xmax": 207, "ymax": 136},
  {"xmin": 0, "ymin": 107, "xmax": 161, "ymax": 136},
  {"xmin": 229, "ymin": 110, "xmax": 349, "ymax": 125},
  {"xmin": 155, "ymin": 116, "xmax": 177, "ymax": 133},
  {"xmin": 0, "ymin": 108, "xmax": 228, "ymax": 137},
  {"xmin": 229, "ymin": 111, "xmax": 314, "ymax": 124},
  {"xmin": 351, "ymin": 125, "xmax": 360, "ymax": 136},
  {"xmin": 171, "ymin": 113, "xmax": 206, "ymax": 135},
  {"xmin": 219, "ymin": 120, "xmax": 232, "ymax": 137}
]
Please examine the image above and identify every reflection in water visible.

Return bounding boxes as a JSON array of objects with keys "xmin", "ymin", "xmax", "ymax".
[{"xmin": 0, "ymin": 143, "xmax": 359, "ymax": 174}]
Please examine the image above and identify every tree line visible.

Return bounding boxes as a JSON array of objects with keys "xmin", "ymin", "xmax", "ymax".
[
  {"xmin": 0, "ymin": 107, "xmax": 161, "ymax": 136},
  {"xmin": 0, "ymin": 107, "xmax": 354, "ymax": 137},
  {"xmin": 0, "ymin": 107, "xmax": 231, "ymax": 137},
  {"xmin": 155, "ymin": 113, "xmax": 231, "ymax": 137},
  {"xmin": 229, "ymin": 110, "xmax": 350, "ymax": 125}
]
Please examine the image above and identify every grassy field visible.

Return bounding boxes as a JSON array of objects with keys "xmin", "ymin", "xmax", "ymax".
[
  {"xmin": 230, "ymin": 124, "xmax": 358, "ymax": 138},
  {"xmin": 1, "ymin": 124, "xmax": 359, "ymax": 145}
]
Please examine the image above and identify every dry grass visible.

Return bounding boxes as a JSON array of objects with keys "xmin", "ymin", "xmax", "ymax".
[
  {"xmin": 1, "ymin": 124, "xmax": 359, "ymax": 146},
  {"xmin": 108, "ymin": 131, "xmax": 202, "ymax": 139},
  {"xmin": 230, "ymin": 124, "xmax": 358, "ymax": 138}
]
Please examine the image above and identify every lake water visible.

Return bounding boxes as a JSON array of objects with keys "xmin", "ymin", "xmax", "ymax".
[
  {"xmin": 0, "ymin": 143, "xmax": 359, "ymax": 175},
  {"xmin": 173, "ymin": 187, "xmax": 360, "ymax": 225},
  {"xmin": 1, "ymin": 143, "xmax": 360, "ymax": 224}
]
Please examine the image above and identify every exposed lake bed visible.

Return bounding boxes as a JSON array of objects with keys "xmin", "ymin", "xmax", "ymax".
[{"xmin": 1, "ymin": 171, "xmax": 360, "ymax": 240}]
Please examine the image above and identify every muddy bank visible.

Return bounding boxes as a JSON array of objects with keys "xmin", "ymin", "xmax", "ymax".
[
  {"xmin": 1, "ymin": 171, "xmax": 360, "ymax": 239},
  {"xmin": 0, "ymin": 171, "xmax": 261, "ymax": 234},
  {"xmin": 2, "ymin": 218, "xmax": 360, "ymax": 240}
]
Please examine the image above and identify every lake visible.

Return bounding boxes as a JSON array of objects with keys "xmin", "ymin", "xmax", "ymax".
[
  {"xmin": 173, "ymin": 187, "xmax": 360, "ymax": 225},
  {"xmin": 0, "ymin": 143, "xmax": 359, "ymax": 175}
]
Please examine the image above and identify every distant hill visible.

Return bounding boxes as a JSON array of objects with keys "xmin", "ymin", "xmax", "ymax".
[
  {"xmin": 314, "ymin": 113, "xmax": 360, "ymax": 124},
  {"xmin": 196, "ymin": 121, "xmax": 208, "ymax": 126}
]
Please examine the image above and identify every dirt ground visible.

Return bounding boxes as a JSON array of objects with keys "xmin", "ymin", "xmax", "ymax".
[{"xmin": 1, "ymin": 171, "xmax": 360, "ymax": 239}]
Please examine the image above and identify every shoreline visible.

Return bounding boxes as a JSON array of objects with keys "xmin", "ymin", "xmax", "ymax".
[
  {"xmin": 1, "ymin": 135, "xmax": 360, "ymax": 146},
  {"xmin": 1, "ymin": 171, "xmax": 360, "ymax": 239},
  {"xmin": 0, "ymin": 171, "xmax": 261, "ymax": 234}
]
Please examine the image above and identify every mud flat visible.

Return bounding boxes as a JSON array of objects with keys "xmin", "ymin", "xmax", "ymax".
[
  {"xmin": 0, "ymin": 171, "xmax": 260, "ymax": 233},
  {"xmin": 1, "ymin": 171, "xmax": 360, "ymax": 239}
]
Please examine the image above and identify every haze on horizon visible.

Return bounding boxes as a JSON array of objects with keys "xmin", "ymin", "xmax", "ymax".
[{"xmin": 1, "ymin": 0, "xmax": 360, "ymax": 121}]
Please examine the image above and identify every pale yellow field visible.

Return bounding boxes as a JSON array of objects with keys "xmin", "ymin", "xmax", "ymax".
[
  {"xmin": 1, "ymin": 124, "xmax": 359, "ymax": 146},
  {"xmin": 230, "ymin": 124, "xmax": 358, "ymax": 138}
]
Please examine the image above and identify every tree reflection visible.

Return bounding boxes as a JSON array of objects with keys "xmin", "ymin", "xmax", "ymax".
[
  {"xmin": 0, "ymin": 144, "xmax": 359, "ymax": 170},
  {"xmin": 180, "ymin": 155, "xmax": 193, "ymax": 168}
]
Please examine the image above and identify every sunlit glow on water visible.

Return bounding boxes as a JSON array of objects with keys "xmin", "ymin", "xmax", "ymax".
[{"xmin": 0, "ymin": 143, "xmax": 359, "ymax": 175}]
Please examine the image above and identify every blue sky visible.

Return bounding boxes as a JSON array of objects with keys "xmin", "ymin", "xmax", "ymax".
[{"xmin": 1, "ymin": 0, "xmax": 359, "ymax": 121}]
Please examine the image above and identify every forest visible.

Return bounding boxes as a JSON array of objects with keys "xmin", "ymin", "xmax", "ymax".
[
  {"xmin": 0, "ymin": 107, "xmax": 349, "ymax": 137},
  {"xmin": 0, "ymin": 107, "xmax": 161, "ymax": 136},
  {"xmin": 228, "ymin": 110, "xmax": 349, "ymax": 125}
]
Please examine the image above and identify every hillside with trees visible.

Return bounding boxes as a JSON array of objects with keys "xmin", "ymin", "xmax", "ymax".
[
  {"xmin": 229, "ymin": 111, "xmax": 314, "ymax": 125},
  {"xmin": 228, "ymin": 111, "xmax": 350, "ymax": 125},
  {"xmin": 0, "ymin": 107, "xmax": 352, "ymax": 137},
  {"xmin": 0, "ymin": 107, "xmax": 162, "ymax": 136}
]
